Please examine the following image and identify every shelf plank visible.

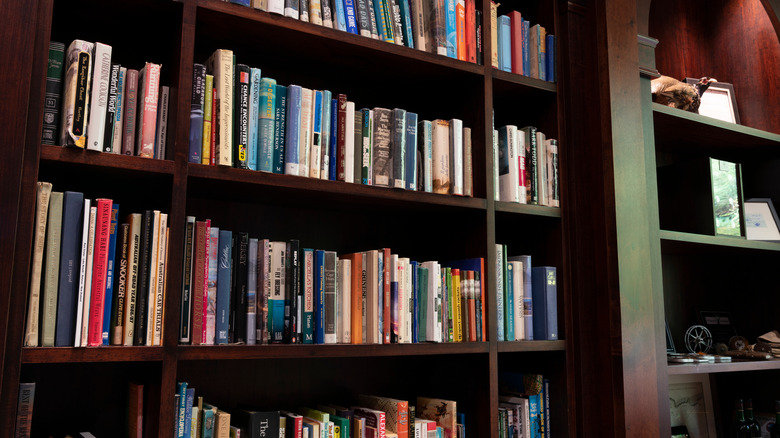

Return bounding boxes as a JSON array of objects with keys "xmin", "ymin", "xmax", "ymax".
[
  {"xmin": 495, "ymin": 201, "xmax": 562, "ymax": 218},
  {"xmin": 178, "ymin": 342, "xmax": 490, "ymax": 360},
  {"xmin": 652, "ymin": 103, "xmax": 780, "ymax": 159},
  {"xmin": 667, "ymin": 359, "xmax": 780, "ymax": 375},
  {"xmin": 492, "ymin": 69, "xmax": 557, "ymax": 93},
  {"xmin": 21, "ymin": 347, "xmax": 164, "ymax": 363},
  {"xmin": 39, "ymin": 144, "xmax": 175, "ymax": 175},
  {"xmin": 188, "ymin": 163, "xmax": 488, "ymax": 211},
  {"xmin": 497, "ymin": 340, "xmax": 566, "ymax": 353},
  {"xmin": 660, "ymin": 230, "xmax": 780, "ymax": 253}
]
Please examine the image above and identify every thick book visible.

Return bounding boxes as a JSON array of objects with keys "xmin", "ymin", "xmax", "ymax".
[
  {"xmin": 206, "ymin": 49, "xmax": 234, "ymax": 166},
  {"xmin": 390, "ymin": 108, "xmax": 406, "ymax": 189},
  {"xmin": 24, "ymin": 182, "xmax": 52, "ymax": 347},
  {"xmin": 190, "ymin": 63, "xmax": 206, "ymax": 163},
  {"xmin": 122, "ymin": 69, "xmax": 139, "ymax": 155},
  {"xmin": 103, "ymin": 64, "xmax": 120, "ymax": 152},
  {"xmin": 135, "ymin": 62, "xmax": 162, "ymax": 158},
  {"xmin": 270, "ymin": 241, "xmax": 286, "ymax": 343},
  {"xmin": 373, "ymin": 0, "xmax": 391, "ymax": 41},
  {"xmin": 205, "ymin": 226, "xmax": 219, "ymax": 344},
  {"xmin": 398, "ymin": 0, "xmax": 414, "ymax": 48},
  {"xmin": 356, "ymin": 395, "xmax": 408, "ymax": 438},
  {"xmin": 122, "ymin": 213, "xmax": 142, "ymax": 345},
  {"xmin": 179, "ymin": 216, "xmax": 196, "ymax": 344},
  {"xmin": 110, "ymin": 223, "xmax": 129, "ymax": 345},
  {"xmin": 310, "ymin": 90, "xmax": 323, "ymax": 178},
  {"xmin": 247, "ymin": 238, "xmax": 258, "ymax": 344},
  {"xmin": 532, "ymin": 266, "xmax": 557, "ymax": 340},
  {"xmin": 40, "ymin": 191, "xmax": 63, "ymax": 347},
  {"xmin": 86, "ymin": 42, "xmax": 112, "ymax": 151},
  {"xmin": 371, "ymin": 108, "xmax": 391, "ymax": 187},
  {"xmin": 101, "ymin": 204, "xmax": 120, "ymax": 345},
  {"xmin": 231, "ymin": 232, "xmax": 249, "ymax": 344},
  {"xmin": 86, "ymin": 199, "xmax": 112, "ymax": 346},
  {"xmin": 42, "ymin": 41, "xmax": 65, "ymax": 144},
  {"xmin": 191, "ymin": 220, "xmax": 209, "ymax": 345},
  {"xmin": 234, "ymin": 64, "xmax": 251, "ymax": 169},
  {"xmin": 284, "ymin": 85, "xmax": 303, "ymax": 176},
  {"xmin": 273, "ymin": 84, "xmax": 288, "ymax": 173},
  {"xmin": 236, "ymin": 410, "xmax": 281, "ymax": 438},
  {"xmin": 258, "ymin": 77, "xmax": 277, "ymax": 172},
  {"xmin": 310, "ymin": 0, "xmax": 323, "ymax": 25},
  {"xmin": 55, "ymin": 191, "xmax": 84, "ymax": 346},
  {"xmin": 215, "ymin": 229, "xmax": 233, "ymax": 344},
  {"xmin": 151, "ymin": 212, "xmax": 168, "ymax": 345},
  {"xmin": 444, "ymin": 0, "xmax": 456, "ymax": 57},
  {"xmin": 546, "ymin": 34, "xmax": 556, "ymax": 82},
  {"xmin": 498, "ymin": 15, "xmax": 511, "ymax": 72},
  {"xmin": 360, "ymin": 108, "xmax": 372, "ymax": 184},
  {"xmin": 431, "ymin": 119, "xmax": 451, "ymax": 194},
  {"xmin": 59, "ymin": 40, "xmax": 93, "ymax": 148}
]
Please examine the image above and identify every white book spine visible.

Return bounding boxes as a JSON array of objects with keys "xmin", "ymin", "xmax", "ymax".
[
  {"xmin": 493, "ymin": 129, "xmax": 499, "ymax": 201},
  {"xmin": 87, "ymin": 42, "xmax": 112, "ymax": 151},
  {"xmin": 269, "ymin": 0, "xmax": 284, "ymax": 14},
  {"xmin": 112, "ymin": 67, "xmax": 127, "ymax": 154},
  {"xmin": 449, "ymin": 118, "xmax": 463, "ymax": 195},
  {"xmin": 404, "ymin": 258, "xmax": 412, "ymax": 343},
  {"xmin": 310, "ymin": 0, "xmax": 323, "ymax": 25},
  {"xmin": 511, "ymin": 261, "xmax": 523, "ymax": 341},
  {"xmin": 345, "ymin": 101, "xmax": 356, "ymax": 183},
  {"xmin": 152, "ymin": 214, "xmax": 168, "ymax": 346},
  {"xmin": 431, "ymin": 120, "xmax": 450, "ymax": 194},
  {"xmin": 80, "ymin": 206, "xmax": 97, "ymax": 347},
  {"xmin": 396, "ymin": 257, "xmax": 405, "ymax": 343}
]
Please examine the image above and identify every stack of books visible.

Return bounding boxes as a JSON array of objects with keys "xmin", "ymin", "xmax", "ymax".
[{"xmin": 494, "ymin": 125, "xmax": 559, "ymax": 207}]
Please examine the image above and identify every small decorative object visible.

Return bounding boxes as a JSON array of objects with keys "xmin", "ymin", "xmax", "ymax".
[
  {"xmin": 685, "ymin": 78, "xmax": 740, "ymax": 123},
  {"xmin": 698, "ymin": 310, "xmax": 738, "ymax": 345},
  {"xmin": 744, "ymin": 198, "xmax": 780, "ymax": 242},
  {"xmin": 710, "ymin": 158, "xmax": 744, "ymax": 237},
  {"xmin": 685, "ymin": 325, "xmax": 713, "ymax": 354},
  {"xmin": 651, "ymin": 75, "xmax": 717, "ymax": 113}
]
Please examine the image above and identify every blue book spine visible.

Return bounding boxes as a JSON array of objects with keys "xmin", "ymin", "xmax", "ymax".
[
  {"xmin": 405, "ymin": 112, "xmax": 417, "ymax": 190},
  {"xmin": 259, "ymin": 77, "xmax": 277, "ymax": 172},
  {"xmin": 532, "ymin": 266, "xmax": 557, "ymax": 341},
  {"xmin": 529, "ymin": 393, "xmax": 541, "ymax": 438},
  {"xmin": 546, "ymin": 34, "xmax": 555, "ymax": 82},
  {"xmin": 248, "ymin": 68, "xmax": 261, "ymax": 171},
  {"xmin": 522, "ymin": 20, "xmax": 530, "ymax": 76},
  {"xmin": 344, "ymin": 0, "xmax": 359, "ymax": 34},
  {"xmin": 329, "ymin": 98, "xmax": 338, "ymax": 180},
  {"xmin": 101, "ymin": 203, "xmax": 120, "ymax": 345},
  {"xmin": 373, "ymin": 0, "xmax": 390, "ymax": 41},
  {"xmin": 273, "ymin": 84, "xmax": 288, "ymax": 174},
  {"xmin": 230, "ymin": 0, "xmax": 251, "ymax": 5},
  {"xmin": 411, "ymin": 260, "xmax": 418, "ymax": 343},
  {"xmin": 284, "ymin": 85, "xmax": 302, "ymax": 175},
  {"xmin": 176, "ymin": 381, "xmax": 188, "ymax": 438},
  {"xmin": 314, "ymin": 249, "xmax": 325, "ymax": 343},
  {"xmin": 202, "ymin": 408, "xmax": 215, "ymax": 438},
  {"xmin": 189, "ymin": 64, "xmax": 206, "ymax": 163},
  {"xmin": 55, "ymin": 191, "xmax": 84, "ymax": 347},
  {"xmin": 445, "ymin": 0, "xmax": 457, "ymax": 58},
  {"xmin": 505, "ymin": 261, "xmax": 514, "ymax": 342},
  {"xmin": 312, "ymin": 90, "xmax": 323, "ymax": 177},
  {"xmin": 184, "ymin": 388, "xmax": 195, "ymax": 438},
  {"xmin": 334, "ymin": 0, "xmax": 347, "ymax": 30},
  {"xmin": 321, "ymin": 90, "xmax": 332, "ymax": 179},
  {"xmin": 303, "ymin": 248, "xmax": 315, "ymax": 344},
  {"xmin": 216, "ymin": 230, "xmax": 233, "ymax": 344},
  {"xmin": 500, "ymin": 15, "xmax": 512, "ymax": 72},
  {"xmin": 399, "ymin": 0, "xmax": 414, "ymax": 48}
]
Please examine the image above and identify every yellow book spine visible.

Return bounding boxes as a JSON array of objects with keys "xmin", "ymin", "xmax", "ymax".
[{"xmin": 202, "ymin": 74, "xmax": 213, "ymax": 164}]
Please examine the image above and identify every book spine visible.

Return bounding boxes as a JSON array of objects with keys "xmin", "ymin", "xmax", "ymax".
[
  {"xmin": 449, "ymin": 119, "xmax": 463, "ymax": 195},
  {"xmin": 334, "ymin": 0, "xmax": 347, "ymax": 31},
  {"xmin": 112, "ymin": 67, "xmax": 127, "ymax": 153},
  {"xmin": 285, "ymin": 0, "xmax": 299, "ymax": 18},
  {"xmin": 320, "ymin": 90, "xmax": 332, "ymax": 179},
  {"xmin": 86, "ymin": 199, "xmax": 111, "ymax": 346},
  {"xmin": 202, "ymin": 74, "xmax": 214, "ymax": 164},
  {"xmin": 234, "ymin": 64, "xmax": 250, "ymax": 169},
  {"xmin": 398, "ymin": 0, "xmax": 414, "ymax": 47},
  {"xmin": 208, "ymin": 49, "xmax": 234, "ymax": 166},
  {"xmin": 404, "ymin": 112, "xmax": 417, "ymax": 190},
  {"xmin": 299, "ymin": 88, "xmax": 313, "ymax": 177},
  {"xmin": 416, "ymin": 120, "xmax": 432, "ymax": 192},
  {"xmin": 247, "ymin": 238, "xmax": 258, "ymax": 345},
  {"xmin": 156, "ymin": 86, "xmax": 170, "ymax": 158},
  {"xmin": 259, "ymin": 77, "xmax": 277, "ymax": 172},
  {"xmin": 101, "ymin": 204, "xmax": 119, "ymax": 345},
  {"xmin": 232, "ymin": 232, "xmax": 249, "ymax": 344},
  {"xmin": 310, "ymin": 0, "xmax": 323, "ymax": 25},
  {"xmin": 489, "ymin": 2, "xmax": 498, "ymax": 67},
  {"xmin": 505, "ymin": 263, "xmax": 514, "ymax": 341},
  {"xmin": 463, "ymin": 126, "xmax": 472, "ymax": 196},
  {"xmin": 373, "ymin": 0, "xmax": 390, "ymax": 41},
  {"xmin": 60, "ymin": 40, "xmax": 93, "ymax": 148},
  {"xmin": 409, "ymin": 0, "xmax": 426, "ymax": 50},
  {"xmin": 324, "ymin": 250, "xmax": 337, "ymax": 344},
  {"xmin": 190, "ymin": 64, "xmax": 206, "ymax": 163},
  {"xmin": 15, "ymin": 382, "xmax": 35, "ymax": 437},
  {"xmin": 431, "ymin": 119, "xmax": 451, "ymax": 194},
  {"xmin": 179, "ymin": 218, "xmax": 194, "ymax": 344},
  {"xmin": 465, "ymin": 0, "xmax": 475, "ymax": 62},
  {"xmin": 366, "ymin": 0, "xmax": 379, "ymax": 38},
  {"xmin": 313, "ymin": 249, "xmax": 325, "ymax": 343},
  {"xmin": 145, "ymin": 212, "xmax": 161, "ymax": 345},
  {"xmin": 86, "ymin": 42, "xmax": 111, "ymax": 151},
  {"xmin": 55, "ymin": 191, "xmax": 84, "ymax": 346},
  {"xmin": 42, "ymin": 41, "xmax": 65, "ymax": 144},
  {"xmin": 361, "ymin": 108, "xmax": 371, "ymax": 184},
  {"xmin": 445, "ymin": 0, "xmax": 456, "ymax": 57},
  {"xmin": 215, "ymin": 230, "xmax": 232, "ymax": 344},
  {"xmin": 103, "ymin": 63, "xmax": 120, "ymax": 152},
  {"xmin": 270, "ymin": 241, "xmax": 286, "ymax": 343},
  {"xmin": 273, "ymin": 84, "xmax": 288, "ymax": 173},
  {"xmin": 322, "ymin": 0, "xmax": 333, "ymax": 27},
  {"xmin": 389, "ymin": 0, "xmax": 404, "ymax": 44},
  {"xmin": 204, "ymin": 226, "xmax": 218, "ymax": 344},
  {"xmin": 475, "ymin": 9, "xmax": 483, "ymax": 65},
  {"xmin": 40, "ymin": 191, "xmax": 62, "ymax": 347},
  {"xmin": 285, "ymin": 85, "xmax": 303, "ymax": 176},
  {"xmin": 329, "ymin": 98, "xmax": 338, "ymax": 179},
  {"xmin": 136, "ymin": 63, "xmax": 161, "ymax": 158},
  {"xmin": 532, "ymin": 266, "xmax": 557, "ymax": 340},
  {"xmin": 509, "ymin": 12, "xmax": 523, "ymax": 74},
  {"xmin": 455, "ymin": 0, "xmax": 465, "ymax": 59},
  {"xmin": 133, "ymin": 211, "xmax": 153, "ymax": 346},
  {"xmin": 190, "ymin": 221, "xmax": 207, "ymax": 345},
  {"xmin": 344, "ymin": 0, "xmax": 359, "ymax": 34},
  {"xmin": 349, "ymin": 102, "xmax": 360, "ymax": 183},
  {"xmin": 248, "ymin": 68, "xmax": 261, "ymax": 171},
  {"xmin": 310, "ymin": 90, "xmax": 323, "ymax": 178},
  {"xmin": 120, "ymin": 69, "xmax": 139, "ymax": 154},
  {"xmin": 268, "ymin": 0, "xmax": 284, "ymax": 14},
  {"xmin": 78, "ymin": 206, "xmax": 97, "ymax": 347},
  {"xmin": 303, "ymin": 248, "xmax": 315, "ymax": 343},
  {"xmin": 122, "ymin": 213, "xmax": 141, "ymax": 345},
  {"xmin": 495, "ymin": 245, "xmax": 504, "ymax": 341},
  {"xmin": 24, "ymin": 183, "xmax": 52, "ymax": 347},
  {"xmin": 546, "ymin": 34, "xmax": 556, "ymax": 82},
  {"xmin": 336, "ymin": 94, "xmax": 348, "ymax": 180},
  {"xmin": 523, "ymin": 126, "xmax": 538, "ymax": 205},
  {"xmin": 391, "ymin": 108, "xmax": 406, "ymax": 188},
  {"xmin": 355, "ymin": 0, "xmax": 372, "ymax": 36},
  {"xmin": 153, "ymin": 215, "xmax": 168, "ymax": 346},
  {"xmin": 372, "ymin": 108, "xmax": 391, "ymax": 187},
  {"xmin": 287, "ymin": 240, "xmax": 301, "ymax": 344},
  {"xmin": 300, "ymin": 0, "xmax": 310, "ymax": 21}
]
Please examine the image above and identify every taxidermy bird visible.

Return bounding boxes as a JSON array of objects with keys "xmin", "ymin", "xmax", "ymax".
[{"xmin": 651, "ymin": 76, "xmax": 717, "ymax": 113}]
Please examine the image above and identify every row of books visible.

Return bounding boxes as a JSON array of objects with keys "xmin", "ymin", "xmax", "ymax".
[
  {"xmin": 495, "ymin": 245, "xmax": 558, "ymax": 342},
  {"xmin": 190, "ymin": 50, "xmax": 474, "ymax": 196},
  {"xmin": 229, "ymin": 0, "xmax": 483, "ymax": 64},
  {"xmin": 179, "ymin": 219, "xmax": 486, "ymax": 345},
  {"xmin": 495, "ymin": 125, "xmax": 559, "ymax": 207},
  {"xmin": 42, "ymin": 40, "xmax": 169, "ymax": 158},
  {"xmin": 24, "ymin": 182, "xmax": 170, "ymax": 348},
  {"xmin": 175, "ymin": 383, "xmax": 464, "ymax": 438},
  {"xmin": 498, "ymin": 372, "xmax": 550, "ymax": 438},
  {"xmin": 491, "ymin": 8, "xmax": 556, "ymax": 82}
]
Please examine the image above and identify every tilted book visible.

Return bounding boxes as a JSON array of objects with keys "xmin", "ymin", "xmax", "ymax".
[
  {"xmin": 24, "ymin": 182, "xmax": 52, "ymax": 347},
  {"xmin": 59, "ymin": 40, "xmax": 93, "ymax": 148},
  {"xmin": 135, "ymin": 62, "xmax": 162, "ymax": 158},
  {"xmin": 87, "ymin": 42, "xmax": 112, "ymax": 152},
  {"xmin": 42, "ymin": 41, "xmax": 65, "ymax": 144}
]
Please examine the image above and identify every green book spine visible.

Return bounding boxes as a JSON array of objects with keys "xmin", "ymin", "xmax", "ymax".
[{"xmin": 41, "ymin": 191, "xmax": 63, "ymax": 346}]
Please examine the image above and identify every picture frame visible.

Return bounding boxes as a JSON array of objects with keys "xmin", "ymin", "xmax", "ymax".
[
  {"xmin": 709, "ymin": 158, "xmax": 744, "ymax": 237},
  {"xmin": 685, "ymin": 78, "xmax": 740, "ymax": 124},
  {"xmin": 668, "ymin": 374, "xmax": 718, "ymax": 438},
  {"xmin": 744, "ymin": 198, "xmax": 780, "ymax": 242}
]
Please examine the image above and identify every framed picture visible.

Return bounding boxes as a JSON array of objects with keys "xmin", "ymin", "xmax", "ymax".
[
  {"xmin": 668, "ymin": 374, "xmax": 718, "ymax": 438},
  {"xmin": 686, "ymin": 78, "xmax": 740, "ymax": 123},
  {"xmin": 709, "ymin": 158, "xmax": 744, "ymax": 237},
  {"xmin": 744, "ymin": 198, "xmax": 780, "ymax": 242}
]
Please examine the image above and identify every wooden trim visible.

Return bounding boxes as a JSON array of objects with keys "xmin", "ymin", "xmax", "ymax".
[{"xmin": 638, "ymin": 34, "xmax": 660, "ymax": 79}]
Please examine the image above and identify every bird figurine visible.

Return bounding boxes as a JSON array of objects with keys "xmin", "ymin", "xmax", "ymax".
[{"xmin": 651, "ymin": 75, "xmax": 717, "ymax": 113}]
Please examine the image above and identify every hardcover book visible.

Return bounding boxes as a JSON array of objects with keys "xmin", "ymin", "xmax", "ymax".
[
  {"xmin": 431, "ymin": 119, "xmax": 451, "ymax": 194},
  {"xmin": 136, "ymin": 62, "xmax": 162, "ymax": 158},
  {"xmin": 371, "ymin": 108, "xmax": 392, "ymax": 187},
  {"xmin": 24, "ymin": 182, "xmax": 52, "ymax": 347},
  {"xmin": 203, "ymin": 74, "xmax": 214, "ymax": 164},
  {"xmin": 532, "ymin": 266, "xmax": 557, "ymax": 340},
  {"xmin": 273, "ymin": 84, "xmax": 288, "ymax": 174},
  {"xmin": 87, "ymin": 199, "xmax": 112, "ymax": 346},
  {"xmin": 405, "ymin": 112, "xmax": 418, "ymax": 190},
  {"xmin": 112, "ymin": 67, "xmax": 127, "ymax": 153},
  {"xmin": 122, "ymin": 69, "xmax": 139, "ymax": 155},
  {"xmin": 101, "ymin": 204, "xmax": 120, "ymax": 345},
  {"xmin": 206, "ymin": 226, "xmax": 219, "ymax": 344},
  {"xmin": 86, "ymin": 42, "xmax": 112, "ymax": 152},
  {"xmin": 103, "ymin": 64, "xmax": 120, "ymax": 152},
  {"xmin": 391, "ymin": 108, "xmax": 406, "ymax": 189},
  {"xmin": 40, "ymin": 191, "xmax": 63, "ymax": 347},
  {"xmin": 42, "ymin": 41, "xmax": 65, "ymax": 144},
  {"xmin": 216, "ymin": 229, "xmax": 233, "ymax": 344},
  {"xmin": 155, "ymin": 86, "xmax": 170, "ymax": 158},
  {"xmin": 180, "ymin": 216, "xmax": 196, "ymax": 344},
  {"xmin": 310, "ymin": 90, "xmax": 323, "ymax": 179},
  {"xmin": 59, "ymin": 39, "xmax": 93, "ymax": 148},
  {"xmin": 55, "ymin": 191, "xmax": 84, "ymax": 346},
  {"xmin": 78, "ymin": 205, "xmax": 97, "ymax": 347},
  {"xmin": 190, "ymin": 63, "xmax": 206, "ymax": 163},
  {"xmin": 231, "ymin": 232, "xmax": 249, "ymax": 344},
  {"xmin": 285, "ymin": 85, "xmax": 303, "ymax": 176},
  {"xmin": 259, "ymin": 77, "xmax": 277, "ymax": 172},
  {"xmin": 205, "ymin": 49, "xmax": 234, "ymax": 166},
  {"xmin": 449, "ymin": 119, "xmax": 463, "ymax": 196}
]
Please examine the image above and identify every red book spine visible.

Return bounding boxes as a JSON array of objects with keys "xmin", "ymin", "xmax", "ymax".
[
  {"xmin": 202, "ymin": 219, "xmax": 211, "ymax": 343},
  {"xmin": 88, "ymin": 199, "xmax": 112, "ymax": 346},
  {"xmin": 479, "ymin": 257, "xmax": 486, "ymax": 342},
  {"xmin": 456, "ymin": 0, "xmax": 467, "ymax": 61},
  {"xmin": 509, "ymin": 11, "xmax": 523, "ymax": 75},
  {"xmin": 137, "ymin": 63, "xmax": 161, "ymax": 158},
  {"xmin": 383, "ymin": 247, "xmax": 392, "ymax": 344},
  {"xmin": 294, "ymin": 416, "xmax": 303, "ymax": 438},
  {"xmin": 336, "ymin": 93, "xmax": 348, "ymax": 181},
  {"xmin": 210, "ymin": 87, "xmax": 217, "ymax": 165},
  {"xmin": 465, "ymin": 0, "xmax": 476, "ymax": 63}
]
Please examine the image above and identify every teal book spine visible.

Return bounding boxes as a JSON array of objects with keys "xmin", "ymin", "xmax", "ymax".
[
  {"xmin": 505, "ymin": 261, "xmax": 514, "ymax": 342},
  {"xmin": 258, "ymin": 77, "xmax": 277, "ymax": 172},
  {"xmin": 273, "ymin": 84, "xmax": 287, "ymax": 174},
  {"xmin": 248, "ymin": 67, "xmax": 261, "ymax": 171},
  {"xmin": 445, "ymin": 0, "xmax": 457, "ymax": 58},
  {"xmin": 216, "ymin": 229, "xmax": 233, "ymax": 344},
  {"xmin": 373, "ymin": 0, "xmax": 391, "ymax": 41},
  {"xmin": 418, "ymin": 265, "xmax": 428, "ymax": 342},
  {"xmin": 398, "ymin": 0, "xmax": 414, "ymax": 48},
  {"xmin": 495, "ymin": 245, "xmax": 504, "ymax": 341},
  {"xmin": 499, "ymin": 15, "xmax": 511, "ymax": 72}
]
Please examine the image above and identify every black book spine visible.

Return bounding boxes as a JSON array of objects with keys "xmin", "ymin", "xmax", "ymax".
[
  {"xmin": 133, "ymin": 210, "xmax": 153, "ymax": 346},
  {"xmin": 42, "ymin": 41, "xmax": 65, "ymax": 144},
  {"xmin": 103, "ymin": 63, "xmax": 120, "ymax": 152},
  {"xmin": 179, "ymin": 219, "xmax": 195, "ymax": 344},
  {"xmin": 234, "ymin": 63, "xmax": 250, "ymax": 169},
  {"xmin": 286, "ymin": 240, "xmax": 300, "ymax": 344},
  {"xmin": 231, "ymin": 232, "xmax": 249, "ymax": 344},
  {"xmin": 475, "ymin": 9, "xmax": 483, "ymax": 66}
]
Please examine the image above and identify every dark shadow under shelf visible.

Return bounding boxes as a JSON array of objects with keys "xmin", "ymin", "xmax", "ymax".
[
  {"xmin": 40, "ymin": 144, "xmax": 175, "ymax": 175},
  {"xmin": 22, "ymin": 346, "xmax": 164, "ymax": 363}
]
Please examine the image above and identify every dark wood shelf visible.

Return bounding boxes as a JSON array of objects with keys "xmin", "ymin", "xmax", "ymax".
[
  {"xmin": 178, "ymin": 342, "xmax": 490, "ymax": 360},
  {"xmin": 668, "ymin": 359, "xmax": 780, "ymax": 375},
  {"xmin": 497, "ymin": 340, "xmax": 566, "ymax": 353},
  {"xmin": 652, "ymin": 104, "xmax": 780, "ymax": 159},
  {"xmin": 659, "ymin": 229, "xmax": 780, "ymax": 253},
  {"xmin": 39, "ymin": 144, "xmax": 175, "ymax": 175},
  {"xmin": 495, "ymin": 201, "xmax": 562, "ymax": 218},
  {"xmin": 187, "ymin": 163, "xmax": 488, "ymax": 211},
  {"xmin": 492, "ymin": 69, "xmax": 557, "ymax": 93},
  {"xmin": 21, "ymin": 346, "xmax": 164, "ymax": 364}
]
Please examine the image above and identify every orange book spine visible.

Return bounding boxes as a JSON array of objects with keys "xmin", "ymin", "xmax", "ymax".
[
  {"xmin": 87, "ymin": 199, "xmax": 112, "ymax": 346},
  {"xmin": 465, "ymin": 0, "xmax": 476, "ymax": 63},
  {"xmin": 456, "ymin": 0, "xmax": 466, "ymax": 61},
  {"xmin": 346, "ymin": 253, "xmax": 363, "ymax": 344}
]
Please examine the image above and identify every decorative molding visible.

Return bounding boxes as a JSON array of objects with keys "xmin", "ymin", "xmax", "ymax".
[{"xmin": 638, "ymin": 34, "xmax": 660, "ymax": 78}]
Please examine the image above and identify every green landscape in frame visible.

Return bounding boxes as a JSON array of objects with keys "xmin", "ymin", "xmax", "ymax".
[{"xmin": 710, "ymin": 158, "xmax": 743, "ymax": 237}]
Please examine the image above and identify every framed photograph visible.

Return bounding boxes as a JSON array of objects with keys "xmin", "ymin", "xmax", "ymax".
[
  {"xmin": 744, "ymin": 198, "xmax": 780, "ymax": 242},
  {"xmin": 668, "ymin": 374, "xmax": 718, "ymax": 438},
  {"xmin": 709, "ymin": 158, "xmax": 744, "ymax": 237},
  {"xmin": 686, "ymin": 78, "xmax": 740, "ymax": 124}
]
